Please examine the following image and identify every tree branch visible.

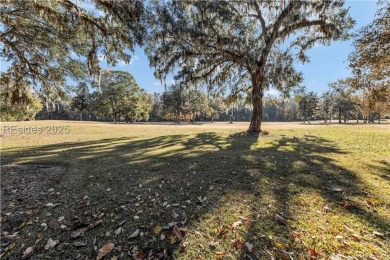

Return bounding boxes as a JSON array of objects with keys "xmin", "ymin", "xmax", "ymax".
[
  {"xmin": 252, "ymin": 1, "xmax": 266, "ymax": 35},
  {"xmin": 279, "ymin": 20, "xmax": 328, "ymax": 39}
]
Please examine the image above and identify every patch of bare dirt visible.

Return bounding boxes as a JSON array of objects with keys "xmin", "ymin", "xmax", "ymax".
[{"xmin": 1, "ymin": 164, "xmax": 65, "ymax": 234}]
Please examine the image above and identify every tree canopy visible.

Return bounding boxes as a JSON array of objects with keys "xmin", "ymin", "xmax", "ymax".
[
  {"xmin": 146, "ymin": 0, "xmax": 354, "ymax": 132},
  {"xmin": 349, "ymin": 1, "xmax": 389, "ymax": 82},
  {"xmin": 346, "ymin": 1, "xmax": 390, "ymax": 122},
  {"xmin": 0, "ymin": 0, "xmax": 144, "ymax": 103}
]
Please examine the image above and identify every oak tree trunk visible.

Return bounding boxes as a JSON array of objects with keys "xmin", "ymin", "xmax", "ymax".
[{"xmin": 248, "ymin": 73, "xmax": 264, "ymax": 133}]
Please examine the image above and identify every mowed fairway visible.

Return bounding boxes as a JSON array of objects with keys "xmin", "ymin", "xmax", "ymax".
[{"xmin": 1, "ymin": 121, "xmax": 389, "ymax": 259}]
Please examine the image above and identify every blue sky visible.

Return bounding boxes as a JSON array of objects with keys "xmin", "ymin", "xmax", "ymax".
[{"xmin": 1, "ymin": 1, "xmax": 378, "ymax": 96}]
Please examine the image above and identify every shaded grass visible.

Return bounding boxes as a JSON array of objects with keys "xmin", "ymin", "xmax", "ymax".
[{"xmin": 1, "ymin": 121, "xmax": 389, "ymax": 259}]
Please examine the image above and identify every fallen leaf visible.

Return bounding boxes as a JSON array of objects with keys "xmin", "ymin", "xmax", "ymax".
[
  {"xmin": 171, "ymin": 209, "xmax": 179, "ymax": 219},
  {"xmin": 3, "ymin": 232, "xmax": 19, "ymax": 240},
  {"xmin": 275, "ymin": 242, "xmax": 284, "ymax": 248},
  {"xmin": 197, "ymin": 196, "xmax": 207, "ymax": 203},
  {"xmin": 209, "ymin": 241, "xmax": 218, "ymax": 250},
  {"xmin": 309, "ymin": 248, "xmax": 320, "ymax": 257},
  {"xmin": 365, "ymin": 199, "xmax": 376, "ymax": 207},
  {"xmin": 7, "ymin": 242, "xmax": 15, "ymax": 251},
  {"xmin": 153, "ymin": 225, "xmax": 162, "ymax": 234},
  {"xmin": 73, "ymin": 241, "xmax": 87, "ymax": 247},
  {"xmin": 44, "ymin": 238, "xmax": 57, "ymax": 250},
  {"xmin": 71, "ymin": 228, "xmax": 88, "ymax": 238},
  {"xmin": 45, "ymin": 203, "xmax": 61, "ymax": 208},
  {"xmin": 34, "ymin": 236, "xmax": 42, "ymax": 245},
  {"xmin": 89, "ymin": 220, "xmax": 103, "ymax": 230},
  {"xmin": 133, "ymin": 249, "xmax": 145, "ymax": 260},
  {"xmin": 114, "ymin": 227, "xmax": 123, "ymax": 236},
  {"xmin": 163, "ymin": 222, "xmax": 178, "ymax": 229},
  {"xmin": 232, "ymin": 220, "xmax": 243, "ymax": 230},
  {"xmin": 96, "ymin": 242, "xmax": 114, "ymax": 260},
  {"xmin": 128, "ymin": 229, "xmax": 140, "ymax": 238},
  {"xmin": 21, "ymin": 247, "xmax": 34, "ymax": 259},
  {"xmin": 215, "ymin": 226, "xmax": 229, "ymax": 238},
  {"xmin": 172, "ymin": 225, "xmax": 184, "ymax": 241},
  {"xmin": 231, "ymin": 238, "xmax": 244, "ymax": 249},
  {"xmin": 214, "ymin": 251, "xmax": 227, "ymax": 258},
  {"xmin": 58, "ymin": 216, "xmax": 65, "ymax": 223},
  {"xmin": 274, "ymin": 214, "xmax": 287, "ymax": 225},
  {"xmin": 373, "ymin": 231, "xmax": 384, "ymax": 238},
  {"xmin": 351, "ymin": 234, "xmax": 362, "ymax": 241},
  {"xmin": 243, "ymin": 218, "xmax": 250, "ymax": 225},
  {"xmin": 245, "ymin": 242, "xmax": 254, "ymax": 252}
]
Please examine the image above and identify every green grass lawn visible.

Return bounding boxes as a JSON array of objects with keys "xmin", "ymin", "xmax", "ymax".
[{"xmin": 1, "ymin": 121, "xmax": 389, "ymax": 259}]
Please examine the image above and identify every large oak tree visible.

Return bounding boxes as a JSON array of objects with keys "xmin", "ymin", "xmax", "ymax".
[{"xmin": 146, "ymin": 0, "xmax": 354, "ymax": 132}]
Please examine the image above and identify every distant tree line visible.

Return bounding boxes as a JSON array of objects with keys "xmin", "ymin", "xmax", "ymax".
[{"xmin": 1, "ymin": 69, "xmax": 389, "ymax": 123}]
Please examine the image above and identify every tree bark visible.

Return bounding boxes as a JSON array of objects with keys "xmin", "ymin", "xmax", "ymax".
[
  {"xmin": 338, "ymin": 108, "xmax": 342, "ymax": 123},
  {"xmin": 248, "ymin": 73, "xmax": 264, "ymax": 133}
]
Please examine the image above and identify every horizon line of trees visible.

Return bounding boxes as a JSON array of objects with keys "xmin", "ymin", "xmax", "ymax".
[{"xmin": 1, "ymin": 70, "xmax": 388, "ymax": 124}]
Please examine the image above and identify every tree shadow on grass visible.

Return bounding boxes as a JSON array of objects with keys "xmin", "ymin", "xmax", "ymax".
[
  {"xmin": 1, "ymin": 132, "xmax": 389, "ymax": 259},
  {"xmin": 235, "ymin": 135, "xmax": 390, "ymax": 259},
  {"xmin": 371, "ymin": 160, "xmax": 390, "ymax": 182}
]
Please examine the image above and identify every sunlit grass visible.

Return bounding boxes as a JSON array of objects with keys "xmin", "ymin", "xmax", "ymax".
[{"xmin": 1, "ymin": 121, "xmax": 389, "ymax": 259}]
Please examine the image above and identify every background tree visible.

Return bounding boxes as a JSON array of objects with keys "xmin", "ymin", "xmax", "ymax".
[
  {"xmin": 208, "ymin": 96, "xmax": 226, "ymax": 123},
  {"xmin": 297, "ymin": 91, "xmax": 318, "ymax": 123},
  {"xmin": 162, "ymin": 84, "xmax": 185, "ymax": 123},
  {"xmin": 149, "ymin": 93, "xmax": 164, "ymax": 122},
  {"xmin": 364, "ymin": 85, "xmax": 390, "ymax": 123},
  {"xmin": 123, "ymin": 91, "xmax": 152, "ymax": 123},
  {"xmin": 318, "ymin": 91, "xmax": 333, "ymax": 123},
  {"xmin": 97, "ymin": 70, "xmax": 148, "ymax": 123},
  {"xmin": 329, "ymin": 79, "xmax": 358, "ymax": 123},
  {"xmin": 187, "ymin": 90, "xmax": 209, "ymax": 122},
  {"xmin": 262, "ymin": 97, "xmax": 278, "ymax": 121},
  {"xmin": 146, "ymin": 0, "xmax": 354, "ymax": 132},
  {"xmin": 89, "ymin": 91, "xmax": 111, "ymax": 121},
  {"xmin": 71, "ymin": 82, "xmax": 90, "ymax": 120},
  {"xmin": 161, "ymin": 83, "xmax": 210, "ymax": 123}
]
